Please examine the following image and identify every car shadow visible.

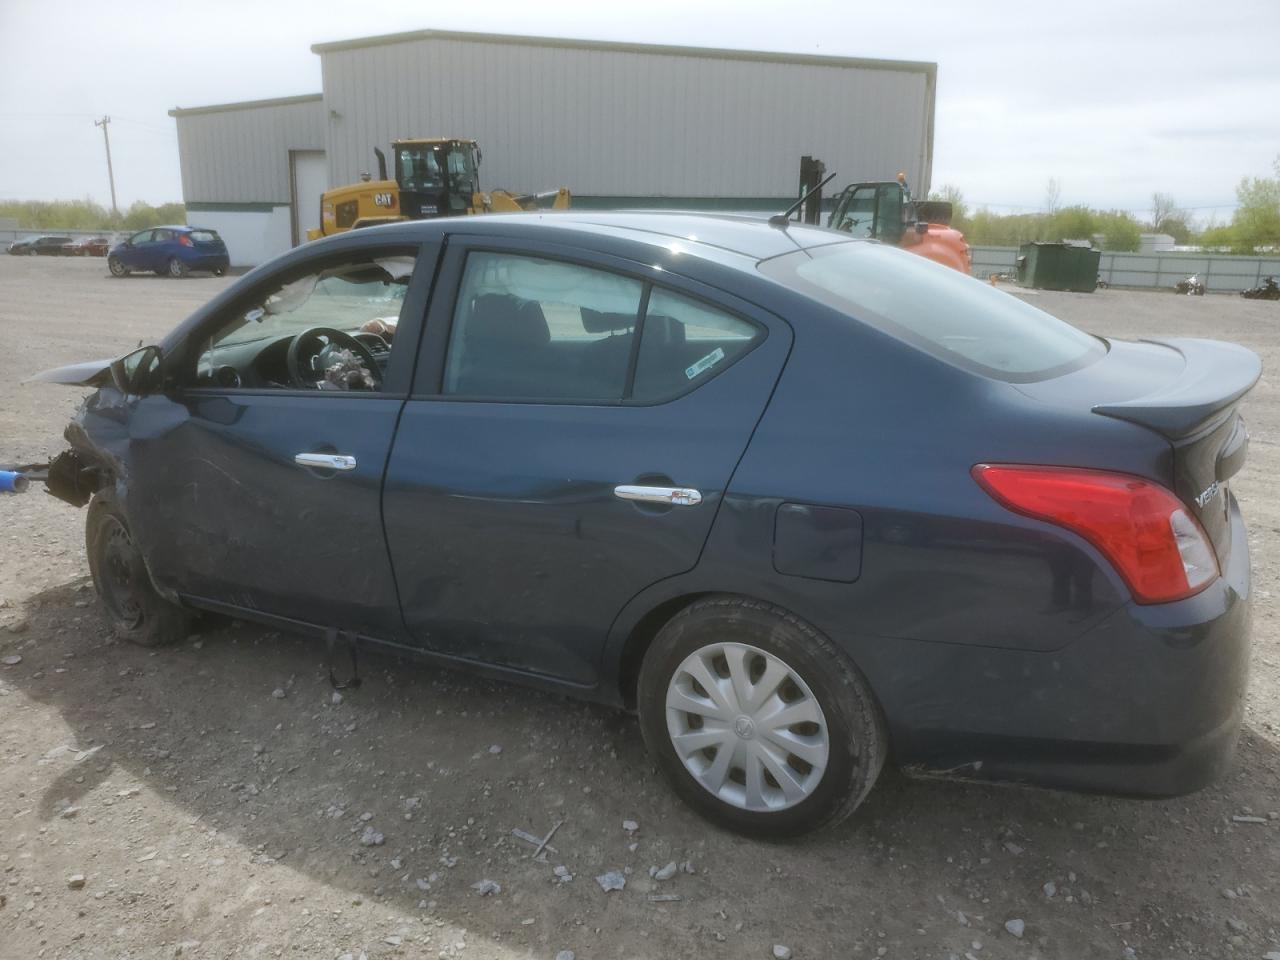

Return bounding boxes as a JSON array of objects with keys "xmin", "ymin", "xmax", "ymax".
[{"xmin": 3, "ymin": 579, "xmax": 1278, "ymax": 959}]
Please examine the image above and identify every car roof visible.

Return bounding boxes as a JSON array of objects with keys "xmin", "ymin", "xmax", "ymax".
[{"xmin": 367, "ymin": 211, "xmax": 850, "ymax": 264}]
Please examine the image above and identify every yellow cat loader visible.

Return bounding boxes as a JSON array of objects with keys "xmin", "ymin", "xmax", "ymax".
[{"xmin": 306, "ymin": 138, "xmax": 570, "ymax": 240}]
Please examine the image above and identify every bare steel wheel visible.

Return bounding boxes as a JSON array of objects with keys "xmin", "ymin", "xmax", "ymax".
[
  {"xmin": 638, "ymin": 596, "xmax": 885, "ymax": 838},
  {"xmin": 87, "ymin": 493, "xmax": 189, "ymax": 646},
  {"xmin": 666, "ymin": 641, "xmax": 829, "ymax": 811}
]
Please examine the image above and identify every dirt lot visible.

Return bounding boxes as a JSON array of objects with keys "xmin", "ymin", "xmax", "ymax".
[{"xmin": 1, "ymin": 255, "xmax": 1278, "ymax": 960}]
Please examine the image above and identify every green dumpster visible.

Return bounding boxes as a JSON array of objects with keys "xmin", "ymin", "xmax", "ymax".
[{"xmin": 1014, "ymin": 242, "xmax": 1100, "ymax": 292}]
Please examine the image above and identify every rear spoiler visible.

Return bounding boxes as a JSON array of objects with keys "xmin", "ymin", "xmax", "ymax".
[{"xmin": 1092, "ymin": 338, "xmax": 1262, "ymax": 440}]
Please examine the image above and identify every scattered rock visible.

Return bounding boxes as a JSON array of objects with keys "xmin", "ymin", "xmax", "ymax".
[
  {"xmin": 331, "ymin": 691, "xmax": 343, "ymax": 705},
  {"xmin": 595, "ymin": 870, "xmax": 626, "ymax": 892},
  {"xmin": 58, "ymin": 806, "xmax": 80, "ymax": 820},
  {"xmin": 1, "ymin": 655, "xmax": 21, "ymax": 666},
  {"xmin": 488, "ymin": 744, "xmax": 502, "ymax": 754},
  {"xmin": 1004, "ymin": 841, "xmax": 1024, "ymax": 855},
  {"xmin": 1222, "ymin": 887, "xmax": 1237, "ymax": 899},
  {"xmin": 271, "ymin": 688, "xmax": 286, "ymax": 699},
  {"xmin": 1005, "ymin": 919, "xmax": 1026, "ymax": 939},
  {"xmin": 1262, "ymin": 952, "xmax": 1280, "ymax": 960},
  {"xmin": 622, "ymin": 819, "xmax": 639, "ymax": 833},
  {"xmin": 359, "ymin": 811, "xmax": 374, "ymax": 822},
  {"xmin": 554, "ymin": 865, "xmax": 573, "ymax": 883},
  {"xmin": 556, "ymin": 951, "xmax": 576, "ymax": 960},
  {"xmin": 66, "ymin": 874, "xmax": 86, "ymax": 889},
  {"xmin": 471, "ymin": 879, "xmax": 501, "ymax": 896},
  {"xmin": 1043, "ymin": 881, "xmax": 1057, "ymax": 898},
  {"xmin": 359, "ymin": 826, "xmax": 385, "ymax": 847},
  {"xmin": 651, "ymin": 861, "xmax": 678, "ymax": 881},
  {"xmin": 1226, "ymin": 918, "xmax": 1247, "ymax": 933},
  {"xmin": 957, "ymin": 910, "xmax": 970, "ymax": 926},
  {"xmin": 773, "ymin": 945, "xmax": 793, "ymax": 960}
]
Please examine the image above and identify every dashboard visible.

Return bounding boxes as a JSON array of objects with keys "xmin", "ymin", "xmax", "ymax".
[{"xmin": 195, "ymin": 331, "xmax": 392, "ymax": 390}]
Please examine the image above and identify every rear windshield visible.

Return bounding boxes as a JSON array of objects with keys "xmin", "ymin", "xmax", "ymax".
[
  {"xmin": 759, "ymin": 242, "xmax": 1105, "ymax": 382},
  {"xmin": 189, "ymin": 230, "xmax": 220, "ymax": 243}
]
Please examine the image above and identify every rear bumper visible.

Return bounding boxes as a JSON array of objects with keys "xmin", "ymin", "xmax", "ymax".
[
  {"xmin": 182, "ymin": 253, "xmax": 229, "ymax": 271},
  {"xmin": 885, "ymin": 495, "xmax": 1251, "ymax": 797}
]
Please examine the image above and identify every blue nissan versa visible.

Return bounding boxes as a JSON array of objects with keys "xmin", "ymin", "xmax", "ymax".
[
  {"xmin": 33, "ymin": 213, "xmax": 1257, "ymax": 837},
  {"xmin": 107, "ymin": 225, "xmax": 229, "ymax": 278}
]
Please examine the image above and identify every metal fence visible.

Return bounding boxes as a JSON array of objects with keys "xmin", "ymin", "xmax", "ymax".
[{"xmin": 970, "ymin": 246, "xmax": 1280, "ymax": 294}]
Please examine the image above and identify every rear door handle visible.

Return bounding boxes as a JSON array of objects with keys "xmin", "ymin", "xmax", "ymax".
[
  {"xmin": 294, "ymin": 452, "xmax": 357, "ymax": 471},
  {"xmin": 614, "ymin": 484, "xmax": 703, "ymax": 506}
]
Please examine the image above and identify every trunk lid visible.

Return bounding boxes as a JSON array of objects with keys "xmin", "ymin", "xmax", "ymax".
[{"xmin": 1017, "ymin": 337, "xmax": 1261, "ymax": 563}]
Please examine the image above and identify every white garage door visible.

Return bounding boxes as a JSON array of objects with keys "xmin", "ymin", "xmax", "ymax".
[{"xmin": 290, "ymin": 150, "xmax": 327, "ymax": 246}]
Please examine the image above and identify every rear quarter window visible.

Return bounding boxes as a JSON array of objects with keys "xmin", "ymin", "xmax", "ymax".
[{"xmin": 760, "ymin": 242, "xmax": 1105, "ymax": 382}]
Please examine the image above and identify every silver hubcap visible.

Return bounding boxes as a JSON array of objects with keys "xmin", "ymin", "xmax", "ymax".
[{"xmin": 666, "ymin": 641, "xmax": 829, "ymax": 812}]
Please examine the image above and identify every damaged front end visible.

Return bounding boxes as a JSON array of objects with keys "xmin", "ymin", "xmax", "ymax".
[{"xmin": 19, "ymin": 352, "xmax": 152, "ymax": 507}]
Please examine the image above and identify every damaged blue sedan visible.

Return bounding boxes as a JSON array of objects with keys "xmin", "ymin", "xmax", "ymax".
[{"xmin": 32, "ymin": 213, "xmax": 1259, "ymax": 837}]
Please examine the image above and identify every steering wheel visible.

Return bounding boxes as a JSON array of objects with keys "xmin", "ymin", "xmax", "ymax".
[{"xmin": 285, "ymin": 327, "xmax": 384, "ymax": 391}]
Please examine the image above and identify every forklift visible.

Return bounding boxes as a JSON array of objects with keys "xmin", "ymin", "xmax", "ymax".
[{"xmin": 791, "ymin": 156, "xmax": 971, "ymax": 273}]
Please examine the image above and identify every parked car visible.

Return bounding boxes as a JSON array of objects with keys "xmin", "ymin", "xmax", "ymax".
[
  {"xmin": 8, "ymin": 235, "xmax": 73, "ymax": 255},
  {"xmin": 32, "ymin": 213, "xmax": 1258, "ymax": 837},
  {"xmin": 107, "ymin": 225, "xmax": 229, "ymax": 278},
  {"xmin": 64, "ymin": 236, "xmax": 111, "ymax": 257}
]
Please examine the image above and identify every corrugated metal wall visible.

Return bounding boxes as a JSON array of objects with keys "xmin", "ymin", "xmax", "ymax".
[
  {"xmin": 171, "ymin": 96, "xmax": 326, "ymax": 204},
  {"xmin": 318, "ymin": 36, "xmax": 933, "ymax": 202}
]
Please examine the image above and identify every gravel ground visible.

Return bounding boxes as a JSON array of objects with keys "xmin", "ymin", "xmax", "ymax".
[{"xmin": 1, "ymin": 255, "xmax": 1278, "ymax": 960}]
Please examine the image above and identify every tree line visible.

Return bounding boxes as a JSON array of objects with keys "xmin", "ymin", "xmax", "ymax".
[
  {"xmin": 930, "ymin": 157, "xmax": 1280, "ymax": 254},
  {"xmin": 0, "ymin": 198, "xmax": 186, "ymax": 232}
]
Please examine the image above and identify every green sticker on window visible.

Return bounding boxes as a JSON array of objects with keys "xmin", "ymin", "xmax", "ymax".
[{"xmin": 685, "ymin": 347, "xmax": 726, "ymax": 380}]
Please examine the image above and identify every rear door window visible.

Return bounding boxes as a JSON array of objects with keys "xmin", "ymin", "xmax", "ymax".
[
  {"xmin": 760, "ymin": 242, "xmax": 1105, "ymax": 382},
  {"xmin": 440, "ymin": 251, "xmax": 764, "ymax": 403},
  {"xmin": 190, "ymin": 230, "xmax": 219, "ymax": 243},
  {"xmin": 443, "ymin": 252, "xmax": 644, "ymax": 400},
  {"xmin": 630, "ymin": 288, "xmax": 762, "ymax": 402}
]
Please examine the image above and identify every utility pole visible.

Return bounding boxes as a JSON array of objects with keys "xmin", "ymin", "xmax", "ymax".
[{"xmin": 94, "ymin": 116, "xmax": 118, "ymax": 215}]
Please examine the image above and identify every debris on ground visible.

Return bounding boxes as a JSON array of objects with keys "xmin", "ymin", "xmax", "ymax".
[
  {"xmin": 1005, "ymin": 918, "xmax": 1026, "ymax": 938},
  {"xmin": 359, "ymin": 826, "xmax": 385, "ymax": 847},
  {"xmin": 471, "ymin": 879, "xmax": 501, "ymax": 896},
  {"xmin": 651, "ymin": 861, "xmax": 679, "ymax": 881},
  {"xmin": 623, "ymin": 819, "xmax": 639, "ymax": 832},
  {"xmin": 596, "ymin": 871, "xmax": 626, "ymax": 892},
  {"xmin": 773, "ymin": 946, "xmax": 793, "ymax": 960}
]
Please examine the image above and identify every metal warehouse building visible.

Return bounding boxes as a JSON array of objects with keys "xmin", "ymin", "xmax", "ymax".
[{"xmin": 170, "ymin": 29, "xmax": 936, "ymax": 266}]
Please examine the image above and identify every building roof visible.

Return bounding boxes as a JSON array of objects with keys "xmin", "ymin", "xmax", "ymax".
[
  {"xmin": 168, "ymin": 93, "xmax": 322, "ymax": 119},
  {"xmin": 310, "ymin": 27, "xmax": 936, "ymax": 77}
]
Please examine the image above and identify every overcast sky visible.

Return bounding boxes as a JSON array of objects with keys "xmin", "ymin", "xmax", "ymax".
[{"xmin": 1, "ymin": 0, "xmax": 1277, "ymax": 222}]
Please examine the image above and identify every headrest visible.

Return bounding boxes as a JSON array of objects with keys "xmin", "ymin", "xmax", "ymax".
[
  {"xmin": 467, "ymin": 293, "xmax": 549, "ymax": 348},
  {"xmin": 580, "ymin": 306, "xmax": 637, "ymax": 334}
]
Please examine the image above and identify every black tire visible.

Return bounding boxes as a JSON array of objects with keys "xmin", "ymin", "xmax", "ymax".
[
  {"xmin": 166, "ymin": 257, "xmax": 187, "ymax": 278},
  {"xmin": 86, "ymin": 493, "xmax": 189, "ymax": 647},
  {"xmin": 637, "ymin": 596, "xmax": 886, "ymax": 838},
  {"xmin": 212, "ymin": 266, "xmax": 227, "ymax": 277},
  {"xmin": 107, "ymin": 256, "xmax": 128, "ymax": 277}
]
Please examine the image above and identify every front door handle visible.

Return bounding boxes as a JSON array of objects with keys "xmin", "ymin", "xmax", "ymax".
[
  {"xmin": 614, "ymin": 484, "xmax": 703, "ymax": 506},
  {"xmin": 294, "ymin": 452, "xmax": 357, "ymax": 471}
]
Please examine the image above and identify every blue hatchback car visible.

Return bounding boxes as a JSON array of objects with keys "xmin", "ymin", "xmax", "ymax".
[
  {"xmin": 107, "ymin": 225, "xmax": 229, "ymax": 278},
  {"xmin": 34, "ymin": 213, "xmax": 1259, "ymax": 837}
]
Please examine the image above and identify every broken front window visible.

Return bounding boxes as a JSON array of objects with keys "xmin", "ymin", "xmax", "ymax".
[{"xmin": 192, "ymin": 254, "xmax": 416, "ymax": 392}]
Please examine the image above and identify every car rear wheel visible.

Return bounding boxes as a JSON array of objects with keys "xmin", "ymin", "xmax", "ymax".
[
  {"xmin": 212, "ymin": 266, "xmax": 227, "ymax": 277},
  {"xmin": 108, "ymin": 256, "xmax": 128, "ymax": 277},
  {"xmin": 167, "ymin": 257, "xmax": 188, "ymax": 278},
  {"xmin": 637, "ymin": 596, "xmax": 886, "ymax": 837},
  {"xmin": 86, "ymin": 493, "xmax": 189, "ymax": 647}
]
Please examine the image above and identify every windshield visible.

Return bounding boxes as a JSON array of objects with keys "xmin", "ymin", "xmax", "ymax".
[{"xmin": 760, "ymin": 242, "xmax": 1105, "ymax": 382}]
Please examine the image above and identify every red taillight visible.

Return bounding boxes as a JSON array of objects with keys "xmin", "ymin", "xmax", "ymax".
[
  {"xmin": 177, "ymin": 235, "xmax": 193, "ymax": 247},
  {"xmin": 972, "ymin": 464, "xmax": 1218, "ymax": 604}
]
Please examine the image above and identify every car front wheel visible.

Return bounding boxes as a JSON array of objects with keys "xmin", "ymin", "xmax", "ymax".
[
  {"xmin": 107, "ymin": 256, "xmax": 128, "ymax": 277},
  {"xmin": 638, "ymin": 596, "xmax": 886, "ymax": 838},
  {"xmin": 87, "ymin": 493, "xmax": 190, "ymax": 647}
]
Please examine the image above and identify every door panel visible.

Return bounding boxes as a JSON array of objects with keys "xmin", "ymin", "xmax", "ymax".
[
  {"xmin": 383, "ymin": 247, "xmax": 791, "ymax": 685},
  {"xmin": 128, "ymin": 393, "xmax": 406, "ymax": 638}
]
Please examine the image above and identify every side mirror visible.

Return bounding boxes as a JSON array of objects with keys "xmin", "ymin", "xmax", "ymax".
[{"xmin": 110, "ymin": 345, "xmax": 163, "ymax": 397}]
